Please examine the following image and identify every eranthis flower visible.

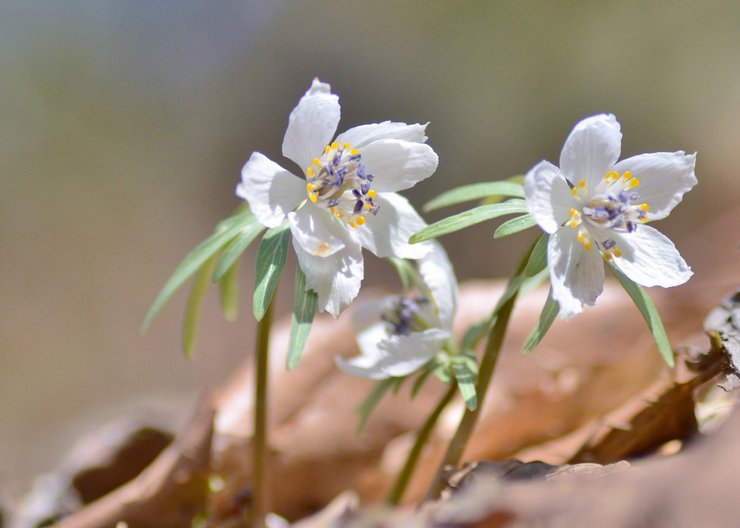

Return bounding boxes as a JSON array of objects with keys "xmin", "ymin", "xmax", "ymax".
[
  {"xmin": 524, "ymin": 114, "xmax": 697, "ymax": 318},
  {"xmin": 237, "ymin": 79, "xmax": 438, "ymax": 316},
  {"xmin": 336, "ymin": 242, "xmax": 457, "ymax": 379}
]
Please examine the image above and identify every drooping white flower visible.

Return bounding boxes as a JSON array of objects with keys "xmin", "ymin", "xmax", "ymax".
[
  {"xmin": 336, "ymin": 242, "xmax": 458, "ymax": 379},
  {"xmin": 524, "ymin": 114, "xmax": 697, "ymax": 318},
  {"xmin": 237, "ymin": 79, "xmax": 438, "ymax": 317}
]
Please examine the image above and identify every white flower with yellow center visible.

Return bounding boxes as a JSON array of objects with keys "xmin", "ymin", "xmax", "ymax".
[
  {"xmin": 237, "ymin": 79, "xmax": 438, "ymax": 316},
  {"xmin": 336, "ymin": 242, "xmax": 457, "ymax": 379},
  {"xmin": 524, "ymin": 114, "xmax": 697, "ymax": 318}
]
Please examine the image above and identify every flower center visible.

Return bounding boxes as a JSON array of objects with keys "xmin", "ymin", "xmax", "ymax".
[
  {"xmin": 305, "ymin": 141, "xmax": 379, "ymax": 228},
  {"xmin": 566, "ymin": 170, "xmax": 651, "ymax": 258},
  {"xmin": 381, "ymin": 296, "xmax": 434, "ymax": 336}
]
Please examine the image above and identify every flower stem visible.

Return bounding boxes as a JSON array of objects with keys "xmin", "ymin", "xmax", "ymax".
[
  {"xmin": 386, "ymin": 381, "xmax": 457, "ymax": 506},
  {"xmin": 421, "ymin": 238, "xmax": 538, "ymax": 502},
  {"xmin": 250, "ymin": 298, "xmax": 275, "ymax": 528}
]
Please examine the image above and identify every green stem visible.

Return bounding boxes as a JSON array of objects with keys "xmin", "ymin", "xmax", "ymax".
[
  {"xmin": 386, "ymin": 381, "xmax": 457, "ymax": 505},
  {"xmin": 421, "ymin": 238, "xmax": 538, "ymax": 502},
  {"xmin": 250, "ymin": 298, "xmax": 275, "ymax": 528}
]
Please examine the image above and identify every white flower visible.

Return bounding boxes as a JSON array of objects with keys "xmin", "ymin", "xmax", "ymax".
[
  {"xmin": 524, "ymin": 114, "xmax": 697, "ymax": 318},
  {"xmin": 237, "ymin": 79, "xmax": 438, "ymax": 317},
  {"xmin": 336, "ymin": 242, "xmax": 458, "ymax": 379}
]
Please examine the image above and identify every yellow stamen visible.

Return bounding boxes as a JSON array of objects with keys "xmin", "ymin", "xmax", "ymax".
[
  {"xmin": 603, "ymin": 252, "xmax": 613, "ymax": 261},
  {"xmin": 312, "ymin": 158, "xmax": 320, "ymax": 166},
  {"xmin": 349, "ymin": 221, "xmax": 357, "ymax": 228},
  {"xmin": 622, "ymin": 171, "xmax": 633, "ymax": 182},
  {"xmin": 350, "ymin": 148, "xmax": 359, "ymax": 156},
  {"xmin": 613, "ymin": 248, "xmax": 622, "ymax": 258},
  {"xmin": 583, "ymin": 241, "xmax": 592, "ymax": 251},
  {"xmin": 367, "ymin": 189, "xmax": 377, "ymax": 199},
  {"xmin": 324, "ymin": 145, "xmax": 331, "ymax": 154},
  {"xmin": 309, "ymin": 194, "xmax": 317, "ymax": 203},
  {"xmin": 330, "ymin": 141, "xmax": 339, "ymax": 150},
  {"xmin": 604, "ymin": 170, "xmax": 619, "ymax": 182},
  {"xmin": 355, "ymin": 216, "xmax": 366, "ymax": 225},
  {"xmin": 342, "ymin": 142, "xmax": 350, "ymax": 149},
  {"xmin": 637, "ymin": 203, "xmax": 650, "ymax": 212},
  {"xmin": 577, "ymin": 179, "xmax": 586, "ymax": 188},
  {"xmin": 577, "ymin": 232, "xmax": 586, "ymax": 243},
  {"xmin": 364, "ymin": 203, "xmax": 373, "ymax": 210},
  {"xmin": 306, "ymin": 167, "xmax": 314, "ymax": 177},
  {"xmin": 570, "ymin": 187, "xmax": 578, "ymax": 196},
  {"xmin": 626, "ymin": 177, "xmax": 640, "ymax": 190}
]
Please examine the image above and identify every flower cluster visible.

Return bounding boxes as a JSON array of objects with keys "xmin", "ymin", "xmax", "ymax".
[
  {"xmin": 238, "ymin": 79, "xmax": 438, "ymax": 317},
  {"xmin": 524, "ymin": 114, "xmax": 697, "ymax": 318}
]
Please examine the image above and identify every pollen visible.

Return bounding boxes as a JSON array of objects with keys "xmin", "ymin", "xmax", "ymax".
[
  {"xmin": 312, "ymin": 158, "xmax": 320, "ymax": 166},
  {"xmin": 577, "ymin": 179, "xmax": 586, "ymax": 188},
  {"xmin": 330, "ymin": 142, "xmax": 339, "ymax": 150},
  {"xmin": 367, "ymin": 189, "xmax": 377, "ymax": 199},
  {"xmin": 604, "ymin": 170, "xmax": 619, "ymax": 182},
  {"xmin": 622, "ymin": 171, "xmax": 633, "ymax": 182},
  {"xmin": 613, "ymin": 248, "xmax": 622, "ymax": 257},
  {"xmin": 637, "ymin": 203, "xmax": 650, "ymax": 212},
  {"xmin": 626, "ymin": 177, "xmax": 640, "ymax": 190},
  {"xmin": 355, "ymin": 216, "xmax": 366, "ymax": 225},
  {"xmin": 306, "ymin": 167, "xmax": 314, "ymax": 177},
  {"xmin": 350, "ymin": 148, "xmax": 359, "ymax": 156},
  {"xmin": 343, "ymin": 142, "xmax": 350, "ymax": 149}
]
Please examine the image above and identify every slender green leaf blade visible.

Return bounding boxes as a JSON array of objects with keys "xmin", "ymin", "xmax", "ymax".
[
  {"xmin": 356, "ymin": 379, "xmax": 395, "ymax": 434},
  {"xmin": 521, "ymin": 291, "xmax": 559, "ymax": 355},
  {"xmin": 253, "ymin": 222, "xmax": 290, "ymax": 321},
  {"xmin": 218, "ymin": 261, "xmax": 239, "ymax": 322},
  {"xmin": 424, "ymin": 181, "xmax": 525, "ymax": 212},
  {"xmin": 212, "ymin": 214, "xmax": 265, "ymax": 282},
  {"xmin": 142, "ymin": 220, "xmax": 246, "ymax": 331},
  {"xmin": 410, "ymin": 368, "xmax": 433, "ymax": 399},
  {"xmin": 452, "ymin": 355, "xmax": 478, "ymax": 411},
  {"xmin": 493, "ymin": 214, "xmax": 537, "ymax": 239},
  {"xmin": 182, "ymin": 255, "xmax": 217, "ymax": 359},
  {"xmin": 610, "ymin": 265, "xmax": 674, "ymax": 367},
  {"xmin": 287, "ymin": 267, "xmax": 318, "ymax": 370},
  {"xmin": 524, "ymin": 233, "xmax": 548, "ymax": 277},
  {"xmin": 410, "ymin": 200, "xmax": 529, "ymax": 244}
]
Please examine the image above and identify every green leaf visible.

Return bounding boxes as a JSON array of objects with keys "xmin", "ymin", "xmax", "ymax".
[
  {"xmin": 212, "ymin": 213, "xmax": 265, "ymax": 282},
  {"xmin": 286, "ymin": 267, "xmax": 318, "ymax": 370},
  {"xmin": 424, "ymin": 181, "xmax": 525, "ymax": 212},
  {"xmin": 609, "ymin": 265, "xmax": 675, "ymax": 367},
  {"xmin": 524, "ymin": 233, "xmax": 548, "ymax": 277},
  {"xmin": 356, "ymin": 379, "xmax": 396, "ymax": 434},
  {"xmin": 451, "ymin": 355, "xmax": 478, "ymax": 411},
  {"xmin": 521, "ymin": 291, "xmax": 559, "ymax": 355},
  {"xmin": 141, "ymin": 213, "xmax": 250, "ymax": 331},
  {"xmin": 493, "ymin": 214, "xmax": 537, "ymax": 239},
  {"xmin": 386, "ymin": 257, "xmax": 414, "ymax": 289},
  {"xmin": 410, "ymin": 368, "xmax": 433, "ymax": 399},
  {"xmin": 461, "ymin": 317, "xmax": 491, "ymax": 353},
  {"xmin": 218, "ymin": 261, "xmax": 239, "ymax": 322},
  {"xmin": 182, "ymin": 254, "xmax": 217, "ymax": 359},
  {"xmin": 253, "ymin": 222, "xmax": 291, "ymax": 321},
  {"xmin": 410, "ymin": 200, "xmax": 529, "ymax": 244}
]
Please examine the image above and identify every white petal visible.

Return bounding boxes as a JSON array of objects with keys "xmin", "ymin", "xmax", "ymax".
[
  {"xmin": 354, "ymin": 193, "xmax": 432, "ymax": 259},
  {"xmin": 288, "ymin": 205, "xmax": 349, "ymax": 257},
  {"xmin": 610, "ymin": 225, "xmax": 692, "ymax": 287},
  {"xmin": 524, "ymin": 160, "xmax": 576, "ymax": 234},
  {"xmin": 335, "ymin": 121, "xmax": 428, "ymax": 149},
  {"xmin": 360, "ymin": 139, "xmax": 438, "ymax": 192},
  {"xmin": 237, "ymin": 152, "xmax": 305, "ymax": 228},
  {"xmin": 560, "ymin": 114, "xmax": 622, "ymax": 189},
  {"xmin": 281, "ymin": 78, "xmax": 340, "ymax": 171},
  {"xmin": 613, "ymin": 152, "xmax": 697, "ymax": 221},
  {"xmin": 292, "ymin": 235, "xmax": 364, "ymax": 317},
  {"xmin": 418, "ymin": 242, "xmax": 457, "ymax": 327},
  {"xmin": 548, "ymin": 227, "xmax": 605, "ymax": 318},
  {"xmin": 336, "ymin": 329, "xmax": 449, "ymax": 379}
]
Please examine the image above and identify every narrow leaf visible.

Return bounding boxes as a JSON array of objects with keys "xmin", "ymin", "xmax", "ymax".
[
  {"xmin": 212, "ymin": 213, "xmax": 265, "ymax": 282},
  {"xmin": 424, "ymin": 181, "xmax": 525, "ymax": 212},
  {"xmin": 142, "ymin": 217, "xmax": 248, "ymax": 331},
  {"xmin": 610, "ymin": 265, "xmax": 675, "ymax": 367},
  {"xmin": 356, "ymin": 379, "xmax": 396, "ymax": 434},
  {"xmin": 452, "ymin": 355, "xmax": 478, "ymax": 411},
  {"xmin": 410, "ymin": 368, "xmax": 433, "ymax": 399},
  {"xmin": 524, "ymin": 233, "xmax": 548, "ymax": 277},
  {"xmin": 218, "ymin": 261, "xmax": 239, "ymax": 322},
  {"xmin": 521, "ymin": 290, "xmax": 559, "ymax": 355},
  {"xmin": 182, "ymin": 254, "xmax": 217, "ymax": 359},
  {"xmin": 410, "ymin": 200, "xmax": 529, "ymax": 244},
  {"xmin": 286, "ymin": 267, "xmax": 318, "ymax": 370},
  {"xmin": 253, "ymin": 222, "xmax": 290, "ymax": 321},
  {"xmin": 493, "ymin": 214, "xmax": 537, "ymax": 239}
]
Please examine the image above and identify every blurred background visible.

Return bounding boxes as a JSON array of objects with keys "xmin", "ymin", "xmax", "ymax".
[{"xmin": 2, "ymin": 0, "xmax": 740, "ymax": 500}]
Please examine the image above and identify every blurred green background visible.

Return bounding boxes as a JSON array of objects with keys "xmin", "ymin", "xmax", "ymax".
[{"xmin": 2, "ymin": 1, "xmax": 739, "ymax": 496}]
